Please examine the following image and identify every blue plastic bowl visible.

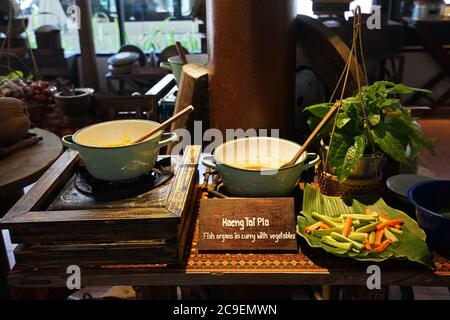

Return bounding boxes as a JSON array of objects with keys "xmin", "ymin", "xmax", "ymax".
[{"xmin": 408, "ymin": 180, "xmax": 450, "ymax": 258}]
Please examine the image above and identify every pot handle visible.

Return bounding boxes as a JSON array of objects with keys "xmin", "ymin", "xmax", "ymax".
[
  {"xmin": 201, "ymin": 155, "xmax": 217, "ymax": 170},
  {"xmin": 303, "ymin": 152, "xmax": 320, "ymax": 170},
  {"xmin": 158, "ymin": 132, "xmax": 178, "ymax": 147},
  {"xmin": 62, "ymin": 135, "xmax": 79, "ymax": 151},
  {"xmin": 160, "ymin": 62, "xmax": 172, "ymax": 71}
]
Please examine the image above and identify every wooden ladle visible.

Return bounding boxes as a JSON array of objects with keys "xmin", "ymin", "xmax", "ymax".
[
  {"xmin": 280, "ymin": 102, "xmax": 340, "ymax": 169},
  {"xmin": 133, "ymin": 105, "xmax": 194, "ymax": 143},
  {"xmin": 176, "ymin": 41, "xmax": 188, "ymax": 65}
]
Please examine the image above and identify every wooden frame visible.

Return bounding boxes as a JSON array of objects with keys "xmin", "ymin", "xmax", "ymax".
[
  {"xmin": 0, "ymin": 146, "xmax": 201, "ymax": 266},
  {"xmin": 145, "ymin": 74, "xmax": 177, "ymax": 121}
]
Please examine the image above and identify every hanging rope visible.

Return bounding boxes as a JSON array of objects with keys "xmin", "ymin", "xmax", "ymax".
[{"xmin": 324, "ymin": 6, "xmax": 377, "ymax": 175}]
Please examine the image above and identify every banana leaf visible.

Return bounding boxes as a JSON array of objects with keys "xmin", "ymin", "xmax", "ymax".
[{"xmin": 297, "ymin": 184, "xmax": 433, "ymax": 269}]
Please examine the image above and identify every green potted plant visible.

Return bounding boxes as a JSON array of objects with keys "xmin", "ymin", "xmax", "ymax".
[{"xmin": 305, "ymin": 81, "xmax": 435, "ymax": 193}]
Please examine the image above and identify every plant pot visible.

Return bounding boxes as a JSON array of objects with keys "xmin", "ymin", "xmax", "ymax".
[
  {"xmin": 55, "ymin": 88, "xmax": 94, "ymax": 121},
  {"xmin": 318, "ymin": 141, "xmax": 386, "ymax": 196},
  {"xmin": 319, "ymin": 140, "xmax": 385, "ymax": 179},
  {"xmin": 317, "ymin": 164, "xmax": 384, "ymax": 196}
]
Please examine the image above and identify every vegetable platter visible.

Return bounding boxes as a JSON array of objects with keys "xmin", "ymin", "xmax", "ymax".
[{"xmin": 297, "ymin": 184, "xmax": 433, "ymax": 268}]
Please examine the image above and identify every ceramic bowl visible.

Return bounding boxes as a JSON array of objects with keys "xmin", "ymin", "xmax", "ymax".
[{"xmin": 408, "ymin": 180, "xmax": 450, "ymax": 258}]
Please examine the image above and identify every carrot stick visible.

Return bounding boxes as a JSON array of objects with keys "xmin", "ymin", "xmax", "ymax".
[
  {"xmin": 342, "ymin": 216, "xmax": 353, "ymax": 237},
  {"xmin": 363, "ymin": 236, "xmax": 372, "ymax": 251},
  {"xmin": 394, "ymin": 224, "xmax": 402, "ymax": 230},
  {"xmin": 305, "ymin": 221, "xmax": 322, "ymax": 233},
  {"xmin": 374, "ymin": 229, "xmax": 385, "ymax": 246},
  {"xmin": 374, "ymin": 240, "xmax": 392, "ymax": 253},
  {"xmin": 320, "ymin": 223, "xmax": 331, "ymax": 229},
  {"xmin": 376, "ymin": 219, "xmax": 404, "ymax": 231},
  {"xmin": 379, "ymin": 213, "xmax": 390, "ymax": 220}
]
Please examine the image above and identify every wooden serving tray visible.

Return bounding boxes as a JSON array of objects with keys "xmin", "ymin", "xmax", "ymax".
[{"xmin": 0, "ymin": 145, "xmax": 201, "ymax": 266}]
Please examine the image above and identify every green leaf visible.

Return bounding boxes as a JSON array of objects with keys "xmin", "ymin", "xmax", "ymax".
[
  {"xmin": 373, "ymin": 80, "xmax": 396, "ymax": 87},
  {"xmin": 339, "ymin": 135, "xmax": 365, "ymax": 182},
  {"xmin": 381, "ymin": 98, "xmax": 402, "ymax": 110},
  {"xmin": 368, "ymin": 114, "xmax": 381, "ymax": 126},
  {"xmin": 336, "ymin": 113, "xmax": 351, "ymax": 129},
  {"xmin": 407, "ymin": 87, "xmax": 432, "ymax": 94},
  {"xmin": 382, "ymin": 82, "xmax": 432, "ymax": 95},
  {"xmin": 328, "ymin": 133, "xmax": 353, "ymax": 180},
  {"xmin": 371, "ymin": 128, "xmax": 409, "ymax": 164},
  {"xmin": 328, "ymin": 133, "xmax": 365, "ymax": 182},
  {"xmin": 386, "ymin": 118, "xmax": 435, "ymax": 156},
  {"xmin": 341, "ymin": 97, "xmax": 359, "ymax": 111},
  {"xmin": 297, "ymin": 184, "xmax": 433, "ymax": 268},
  {"xmin": 304, "ymin": 103, "xmax": 333, "ymax": 117},
  {"xmin": 388, "ymin": 84, "xmax": 414, "ymax": 94}
]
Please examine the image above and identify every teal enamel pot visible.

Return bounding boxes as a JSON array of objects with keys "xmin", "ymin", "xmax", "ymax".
[
  {"xmin": 202, "ymin": 137, "xmax": 320, "ymax": 197},
  {"xmin": 62, "ymin": 120, "xmax": 177, "ymax": 181}
]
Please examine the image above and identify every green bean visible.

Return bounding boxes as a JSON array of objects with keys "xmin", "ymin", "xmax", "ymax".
[
  {"xmin": 369, "ymin": 231, "xmax": 376, "ymax": 244},
  {"xmin": 330, "ymin": 232, "xmax": 364, "ymax": 250},
  {"xmin": 348, "ymin": 232, "xmax": 367, "ymax": 243},
  {"xmin": 321, "ymin": 236, "xmax": 352, "ymax": 250},
  {"xmin": 311, "ymin": 212, "xmax": 337, "ymax": 228},
  {"xmin": 388, "ymin": 227, "xmax": 403, "ymax": 235},
  {"xmin": 311, "ymin": 226, "xmax": 344, "ymax": 237},
  {"xmin": 356, "ymin": 221, "xmax": 381, "ymax": 233},
  {"xmin": 384, "ymin": 228, "xmax": 399, "ymax": 243}
]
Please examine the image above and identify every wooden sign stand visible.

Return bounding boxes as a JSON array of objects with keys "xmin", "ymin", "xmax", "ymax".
[
  {"xmin": 198, "ymin": 198, "xmax": 298, "ymax": 252},
  {"xmin": 167, "ymin": 63, "xmax": 208, "ymax": 154}
]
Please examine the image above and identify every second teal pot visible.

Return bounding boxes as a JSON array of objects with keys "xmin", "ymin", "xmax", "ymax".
[{"xmin": 202, "ymin": 137, "xmax": 320, "ymax": 197}]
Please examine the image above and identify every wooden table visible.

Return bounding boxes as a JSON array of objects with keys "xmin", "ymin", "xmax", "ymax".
[
  {"xmin": 0, "ymin": 128, "xmax": 63, "ymax": 201},
  {"xmin": 0, "ymin": 128, "xmax": 63, "ymax": 299},
  {"xmin": 5, "ymin": 158, "xmax": 450, "ymax": 296},
  {"xmin": 105, "ymin": 69, "xmax": 168, "ymax": 95}
]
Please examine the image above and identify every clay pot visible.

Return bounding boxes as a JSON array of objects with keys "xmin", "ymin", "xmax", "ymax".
[{"xmin": 0, "ymin": 97, "xmax": 31, "ymax": 147}]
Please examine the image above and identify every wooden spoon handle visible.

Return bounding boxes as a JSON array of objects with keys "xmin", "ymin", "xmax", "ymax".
[
  {"xmin": 134, "ymin": 105, "xmax": 194, "ymax": 143},
  {"xmin": 283, "ymin": 101, "xmax": 340, "ymax": 168},
  {"xmin": 176, "ymin": 41, "xmax": 188, "ymax": 65}
]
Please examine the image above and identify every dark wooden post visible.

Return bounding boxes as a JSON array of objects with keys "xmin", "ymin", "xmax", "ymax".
[
  {"xmin": 0, "ymin": 234, "xmax": 11, "ymax": 300},
  {"xmin": 76, "ymin": 0, "xmax": 100, "ymax": 91},
  {"xmin": 206, "ymin": 0, "xmax": 297, "ymax": 138}
]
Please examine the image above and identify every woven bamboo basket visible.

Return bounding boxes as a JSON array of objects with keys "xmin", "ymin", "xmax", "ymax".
[{"xmin": 317, "ymin": 164, "xmax": 383, "ymax": 197}]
